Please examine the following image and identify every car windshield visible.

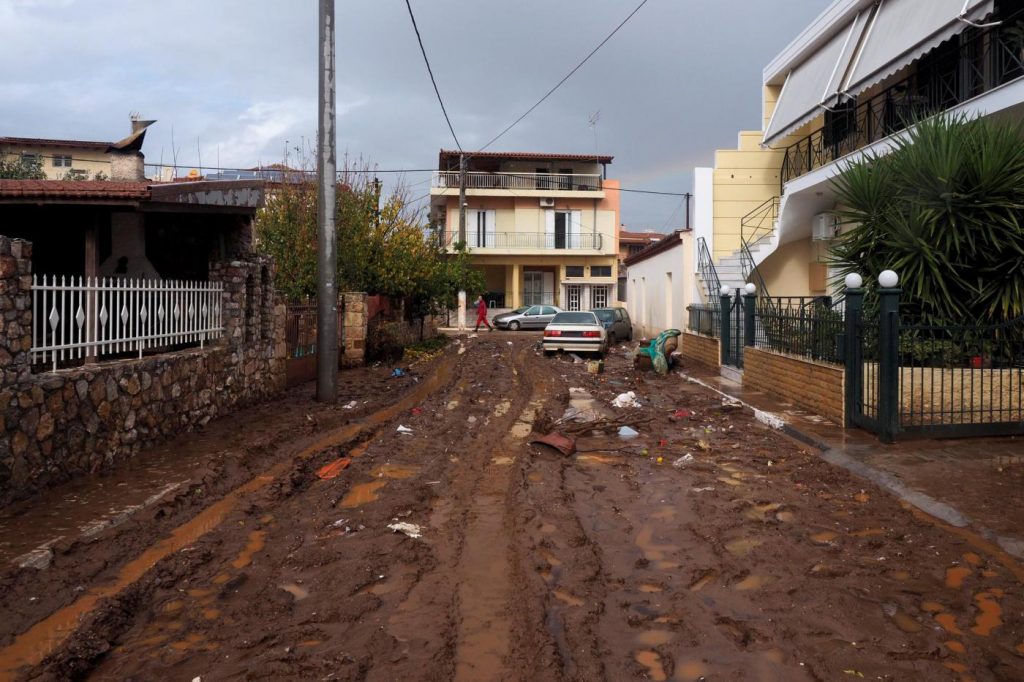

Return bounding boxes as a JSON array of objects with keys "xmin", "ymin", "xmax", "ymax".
[
  {"xmin": 512, "ymin": 307, "xmax": 530, "ymax": 314},
  {"xmin": 593, "ymin": 309, "xmax": 615, "ymax": 322},
  {"xmin": 552, "ymin": 312, "xmax": 598, "ymax": 325}
]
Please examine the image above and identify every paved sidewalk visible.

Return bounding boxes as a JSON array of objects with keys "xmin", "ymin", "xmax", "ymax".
[{"xmin": 682, "ymin": 366, "xmax": 1024, "ymax": 559}]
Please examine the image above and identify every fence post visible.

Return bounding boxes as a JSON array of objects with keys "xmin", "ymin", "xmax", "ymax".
[
  {"xmin": 843, "ymin": 284, "xmax": 864, "ymax": 428},
  {"xmin": 877, "ymin": 279, "xmax": 901, "ymax": 442},
  {"xmin": 743, "ymin": 290, "xmax": 756, "ymax": 347},
  {"xmin": 719, "ymin": 290, "xmax": 732, "ymax": 365}
]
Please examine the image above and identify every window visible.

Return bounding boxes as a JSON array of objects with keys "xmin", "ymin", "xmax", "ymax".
[
  {"xmin": 590, "ymin": 265, "xmax": 612, "ymax": 277},
  {"xmin": 542, "ymin": 306, "xmax": 558, "ymax": 316},
  {"xmin": 525, "ymin": 305, "xmax": 542, "ymax": 316},
  {"xmin": 565, "ymin": 265, "xmax": 584, "ymax": 277},
  {"xmin": 52, "ymin": 155, "xmax": 72, "ymax": 168},
  {"xmin": 20, "ymin": 153, "xmax": 41, "ymax": 165},
  {"xmin": 468, "ymin": 209, "xmax": 495, "ymax": 248},
  {"xmin": 546, "ymin": 209, "xmax": 582, "ymax": 249},
  {"xmin": 591, "ymin": 285, "xmax": 609, "ymax": 308}
]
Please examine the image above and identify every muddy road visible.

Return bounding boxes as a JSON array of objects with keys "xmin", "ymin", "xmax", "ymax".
[{"xmin": 1, "ymin": 334, "xmax": 1023, "ymax": 681}]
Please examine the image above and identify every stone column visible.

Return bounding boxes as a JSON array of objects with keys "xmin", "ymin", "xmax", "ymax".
[
  {"xmin": 341, "ymin": 292, "xmax": 367, "ymax": 367},
  {"xmin": 0, "ymin": 237, "xmax": 33, "ymax": 386}
]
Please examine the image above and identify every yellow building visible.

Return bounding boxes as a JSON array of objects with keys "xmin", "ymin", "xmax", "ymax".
[
  {"xmin": 0, "ymin": 118, "xmax": 154, "ymax": 181},
  {"xmin": 694, "ymin": 0, "xmax": 1022, "ymax": 300},
  {"xmin": 430, "ymin": 150, "xmax": 621, "ymax": 311}
]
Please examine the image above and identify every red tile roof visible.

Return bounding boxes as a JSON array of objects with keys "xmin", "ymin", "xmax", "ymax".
[
  {"xmin": 623, "ymin": 230, "xmax": 690, "ymax": 267},
  {"xmin": 0, "ymin": 180, "xmax": 151, "ymax": 201},
  {"xmin": 619, "ymin": 230, "xmax": 665, "ymax": 243},
  {"xmin": 0, "ymin": 136, "xmax": 112, "ymax": 151},
  {"xmin": 439, "ymin": 149, "xmax": 613, "ymax": 167}
]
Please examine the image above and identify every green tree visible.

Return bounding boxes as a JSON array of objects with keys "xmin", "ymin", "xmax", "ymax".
[
  {"xmin": 0, "ymin": 155, "xmax": 46, "ymax": 179},
  {"xmin": 830, "ymin": 114, "xmax": 1024, "ymax": 324}
]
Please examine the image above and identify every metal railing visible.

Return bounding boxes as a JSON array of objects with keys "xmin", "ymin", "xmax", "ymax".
[
  {"xmin": 739, "ymin": 197, "xmax": 778, "ymax": 301},
  {"xmin": 285, "ymin": 298, "xmax": 318, "ymax": 358},
  {"xmin": 686, "ymin": 303, "xmax": 721, "ymax": 338},
  {"xmin": 780, "ymin": 14, "xmax": 1024, "ymax": 186},
  {"xmin": 753, "ymin": 296, "xmax": 845, "ymax": 365},
  {"xmin": 432, "ymin": 171, "xmax": 602, "ymax": 192},
  {"xmin": 696, "ymin": 237, "xmax": 721, "ymax": 304},
  {"xmin": 443, "ymin": 231, "xmax": 603, "ymax": 250},
  {"xmin": 31, "ymin": 275, "xmax": 223, "ymax": 371}
]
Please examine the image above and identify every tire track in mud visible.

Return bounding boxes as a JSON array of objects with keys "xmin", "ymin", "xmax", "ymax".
[{"xmin": 0, "ymin": 353, "xmax": 461, "ymax": 681}]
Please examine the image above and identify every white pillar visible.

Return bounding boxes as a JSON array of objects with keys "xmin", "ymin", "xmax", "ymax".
[{"xmin": 457, "ymin": 290, "xmax": 466, "ymax": 331}]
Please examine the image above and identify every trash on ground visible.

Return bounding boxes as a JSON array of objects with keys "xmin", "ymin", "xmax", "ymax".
[
  {"xmin": 317, "ymin": 457, "xmax": 352, "ymax": 480},
  {"xmin": 672, "ymin": 454, "xmax": 694, "ymax": 468},
  {"xmin": 720, "ymin": 398, "xmax": 743, "ymax": 411},
  {"xmin": 586, "ymin": 360, "xmax": 604, "ymax": 374},
  {"xmin": 391, "ymin": 368, "xmax": 406, "ymax": 378},
  {"xmin": 618, "ymin": 425, "xmax": 640, "ymax": 440},
  {"xmin": 410, "ymin": 407, "xmax": 423, "ymax": 416},
  {"xmin": 612, "ymin": 391, "xmax": 641, "ymax": 408},
  {"xmin": 396, "ymin": 425, "xmax": 414, "ymax": 434},
  {"xmin": 342, "ymin": 400, "xmax": 358, "ymax": 410},
  {"xmin": 387, "ymin": 522, "xmax": 423, "ymax": 539},
  {"xmin": 467, "ymin": 415, "xmax": 477, "ymax": 424},
  {"xmin": 330, "ymin": 518, "xmax": 350, "ymax": 528},
  {"xmin": 530, "ymin": 432, "xmax": 577, "ymax": 457},
  {"xmin": 671, "ymin": 408, "xmax": 692, "ymax": 419},
  {"xmin": 507, "ymin": 341, "xmax": 513, "ymax": 345},
  {"xmin": 570, "ymin": 353, "xmax": 585, "ymax": 364}
]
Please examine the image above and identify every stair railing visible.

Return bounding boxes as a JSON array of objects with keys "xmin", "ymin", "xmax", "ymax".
[{"xmin": 696, "ymin": 236, "xmax": 722, "ymax": 305}]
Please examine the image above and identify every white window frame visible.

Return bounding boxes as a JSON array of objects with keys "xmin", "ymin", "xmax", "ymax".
[{"xmin": 592, "ymin": 285, "xmax": 609, "ymax": 308}]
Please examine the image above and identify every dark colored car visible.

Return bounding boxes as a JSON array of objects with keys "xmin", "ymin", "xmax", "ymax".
[{"xmin": 592, "ymin": 307, "xmax": 633, "ymax": 343}]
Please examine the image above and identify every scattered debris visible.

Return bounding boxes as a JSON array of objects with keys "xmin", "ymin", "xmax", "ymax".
[
  {"xmin": 586, "ymin": 360, "xmax": 604, "ymax": 374},
  {"xmin": 396, "ymin": 425, "xmax": 414, "ymax": 435},
  {"xmin": 672, "ymin": 454, "xmax": 695, "ymax": 468},
  {"xmin": 671, "ymin": 408, "xmax": 692, "ymax": 419},
  {"xmin": 467, "ymin": 415, "xmax": 477, "ymax": 424},
  {"xmin": 391, "ymin": 368, "xmax": 406, "ymax": 378},
  {"xmin": 387, "ymin": 522, "xmax": 423, "ymax": 539},
  {"xmin": 720, "ymin": 398, "xmax": 743, "ymax": 411},
  {"xmin": 316, "ymin": 457, "xmax": 352, "ymax": 480},
  {"xmin": 612, "ymin": 391, "xmax": 641, "ymax": 408},
  {"xmin": 342, "ymin": 400, "xmax": 358, "ymax": 410},
  {"xmin": 570, "ymin": 353, "xmax": 585, "ymax": 364},
  {"xmin": 618, "ymin": 425, "xmax": 640, "ymax": 440},
  {"xmin": 410, "ymin": 407, "xmax": 423, "ymax": 416},
  {"xmin": 530, "ymin": 432, "xmax": 577, "ymax": 457}
]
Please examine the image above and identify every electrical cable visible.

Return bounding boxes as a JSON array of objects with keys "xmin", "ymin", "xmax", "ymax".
[{"xmin": 404, "ymin": 0, "xmax": 463, "ymax": 152}]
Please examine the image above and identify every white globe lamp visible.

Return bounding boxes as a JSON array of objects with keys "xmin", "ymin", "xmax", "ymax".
[
  {"xmin": 844, "ymin": 273, "xmax": 863, "ymax": 289},
  {"xmin": 720, "ymin": 284, "xmax": 732, "ymax": 297},
  {"xmin": 744, "ymin": 283, "xmax": 757, "ymax": 295},
  {"xmin": 878, "ymin": 270, "xmax": 899, "ymax": 288}
]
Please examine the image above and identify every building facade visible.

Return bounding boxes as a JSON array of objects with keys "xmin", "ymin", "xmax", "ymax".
[
  {"xmin": 430, "ymin": 150, "xmax": 620, "ymax": 311},
  {"xmin": 694, "ymin": 0, "xmax": 1024, "ymax": 300},
  {"xmin": 624, "ymin": 230, "xmax": 694, "ymax": 339}
]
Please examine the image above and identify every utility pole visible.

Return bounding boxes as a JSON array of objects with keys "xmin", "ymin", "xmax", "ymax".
[
  {"xmin": 316, "ymin": 0, "xmax": 338, "ymax": 402},
  {"xmin": 685, "ymin": 192, "xmax": 692, "ymax": 231},
  {"xmin": 458, "ymin": 153, "xmax": 468, "ymax": 244}
]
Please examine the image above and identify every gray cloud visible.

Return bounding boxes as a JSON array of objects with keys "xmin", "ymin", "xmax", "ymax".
[{"xmin": 0, "ymin": 0, "xmax": 829, "ymax": 227}]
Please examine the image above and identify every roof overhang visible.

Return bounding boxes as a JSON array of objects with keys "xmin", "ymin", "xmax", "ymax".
[
  {"xmin": 623, "ymin": 230, "xmax": 688, "ymax": 266},
  {"xmin": 438, "ymin": 149, "xmax": 613, "ymax": 169},
  {"xmin": 0, "ymin": 180, "xmax": 264, "ymax": 213}
]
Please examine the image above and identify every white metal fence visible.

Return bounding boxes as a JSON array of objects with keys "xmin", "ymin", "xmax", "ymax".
[{"xmin": 31, "ymin": 275, "xmax": 223, "ymax": 371}]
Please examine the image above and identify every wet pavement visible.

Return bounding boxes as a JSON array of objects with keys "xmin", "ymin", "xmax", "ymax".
[{"xmin": 0, "ymin": 335, "xmax": 1022, "ymax": 681}]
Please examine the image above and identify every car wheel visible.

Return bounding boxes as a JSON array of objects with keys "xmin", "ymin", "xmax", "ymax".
[{"xmin": 509, "ymin": 320, "xmax": 521, "ymax": 331}]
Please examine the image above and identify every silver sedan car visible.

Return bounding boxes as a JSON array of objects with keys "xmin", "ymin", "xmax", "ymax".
[{"xmin": 494, "ymin": 304, "xmax": 562, "ymax": 330}]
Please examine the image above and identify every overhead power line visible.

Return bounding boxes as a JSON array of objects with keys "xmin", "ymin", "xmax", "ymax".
[
  {"xmin": 404, "ymin": 0, "xmax": 462, "ymax": 152},
  {"xmin": 477, "ymin": 0, "xmax": 651, "ymax": 154}
]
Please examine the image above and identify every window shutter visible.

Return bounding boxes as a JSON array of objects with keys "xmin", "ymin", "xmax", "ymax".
[
  {"xmin": 544, "ymin": 210, "xmax": 555, "ymax": 249},
  {"xmin": 571, "ymin": 210, "xmax": 583, "ymax": 249},
  {"xmin": 486, "ymin": 209, "xmax": 496, "ymax": 247}
]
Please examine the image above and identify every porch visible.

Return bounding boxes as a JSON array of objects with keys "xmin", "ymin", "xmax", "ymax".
[{"xmin": 476, "ymin": 261, "xmax": 617, "ymax": 311}]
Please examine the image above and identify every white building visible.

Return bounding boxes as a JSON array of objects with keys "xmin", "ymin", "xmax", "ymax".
[{"xmin": 624, "ymin": 230, "xmax": 694, "ymax": 339}]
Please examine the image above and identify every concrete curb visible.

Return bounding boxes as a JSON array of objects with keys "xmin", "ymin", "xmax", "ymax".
[{"xmin": 679, "ymin": 371, "xmax": 1024, "ymax": 560}]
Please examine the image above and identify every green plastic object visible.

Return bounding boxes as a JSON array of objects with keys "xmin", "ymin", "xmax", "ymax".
[{"xmin": 639, "ymin": 329, "xmax": 682, "ymax": 375}]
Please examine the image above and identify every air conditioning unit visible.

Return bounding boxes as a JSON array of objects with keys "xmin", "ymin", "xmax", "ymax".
[
  {"xmin": 539, "ymin": 197, "xmax": 555, "ymax": 208},
  {"xmin": 812, "ymin": 213, "xmax": 839, "ymax": 241}
]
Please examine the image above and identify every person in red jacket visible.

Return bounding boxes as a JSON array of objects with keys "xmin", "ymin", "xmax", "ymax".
[{"xmin": 474, "ymin": 294, "xmax": 493, "ymax": 332}]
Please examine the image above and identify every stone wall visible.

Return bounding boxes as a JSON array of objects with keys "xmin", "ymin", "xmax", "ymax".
[
  {"xmin": 744, "ymin": 347, "xmax": 845, "ymax": 424},
  {"xmin": 341, "ymin": 292, "xmax": 367, "ymax": 367},
  {"xmin": 0, "ymin": 236, "xmax": 286, "ymax": 506},
  {"xmin": 680, "ymin": 331, "xmax": 720, "ymax": 371}
]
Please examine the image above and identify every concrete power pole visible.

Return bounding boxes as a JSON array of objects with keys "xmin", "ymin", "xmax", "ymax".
[
  {"xmin": 316, "ymin": 0, "xmax": 338, "ymax": 402},
  {"xmin": 458, "ymin": 153, "xmax": 468, "ymax": 244}
]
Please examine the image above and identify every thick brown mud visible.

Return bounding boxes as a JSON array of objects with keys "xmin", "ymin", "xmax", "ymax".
[{"xmin": 1, "ymin": 334, "xmax": 1022, "ymax": 681}]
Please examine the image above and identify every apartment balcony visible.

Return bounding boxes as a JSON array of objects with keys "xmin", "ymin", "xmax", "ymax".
[
  {"xmin": 441, "ymin": 230, "xmax": 605, "ymax": 253},
  {"xmin": 780, "ymin": 16, "xmax": 1024, "ymax": 188},
  {"xmin": 430, "ymin": 171, "xmax": 604, "ymax": 198}
]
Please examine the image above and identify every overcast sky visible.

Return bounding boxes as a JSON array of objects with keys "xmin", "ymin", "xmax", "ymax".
[{"xmin": 0, "ymin": 0, "xmax": 829, "ymax": 229}]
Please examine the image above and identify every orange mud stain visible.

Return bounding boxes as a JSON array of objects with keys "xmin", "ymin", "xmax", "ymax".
[
  {"xmin": 971, "ymin": 592, "xmax": 1002, "ymax": 636},
  {"xmin": 280, "ymin": 583, "xmax": 310, "ymax": 601},
  {"xmin": 540, "ymin": 549, "xmax": 562, "ymax": 567},
  {"xmin": 187, "ymin": 588, "xmax": 215, "ymax": 598},
  {"xmin": 936, "ymin": 613, "xmax": 964, "ymax": 635},
  {"xmin": 161, "ymin": 599, "xmax": 184, "ymax": 615},
  {"xmin": 944, "ymin": 662, "xmax": 969, "ymax": 673},
  {"xmin": 892, "ymin": 570, "xmax": 911, "ymax": 581},
  {"xmin": 169, "ymin": 632, "xmax": 205, "ymax": 651},
  {"xmin": 922, "ymin": 601, "xmax": 946, "ymax": 613},
  {"xmin": 735, "ymin": 575, "xmax": 772, "ymax": 591},
  {"xmin": 338, "ymin": 480, "xmax": 387, "ymax": 508},
  {"xmin": 231, "ymin": 530, "xmax": 267, "ymax": 569},
  {"xmin": 945, "ymin": 640, "xmax": 966, "ymax": 654},
  {"xmin": 538, "ymin": 568, "xmax": 553, "ymax": 583},
  {"xmin": 656, "ymin": 561, "xmax": 680, "ymax": 570},
  {"xmin": 634, "ymin": 650, "xmax": 667, "ymax": 681},
  {"xmin": 905, "ymin": 504, "xmax": 1024, "ymax": 583},
  {"xmin": 651, "ymin": 506, "xmax": 676, "ymax": 520},
  {"xmin": 654, "ymin": 616, "xmax": 680, "ymax": 624},
  {"xmin": 675, "ymin": 660, "xmax": 710, "ymax": 681},
  {"xmin": 553, "ymin": 590, "xmax": 584, "ymax": 607},
  {"xmin": 259, "ymin": 514, "xmax": 274, "ymax": 524},
  {"xmin": 775, "ymin": 510, "xmax": 796, "ymax": 523},
  {"xmin": 745, "ymin": 503, "xmax": 782, "ymax": 521},
  {"xmin": 636, "ymin": 630, "xmax": 674, "ymax": 647},
  {"xmin": 964, "ymin": 552, "xmax": 982, "ymax": 566},
  {"xmin": 690, "ymin": 571, "xmax": 716, "ymax": 592},
  {"xmin": 371, "ymin": 463, "xmax": 418, "ymax": 480},
  {"xmin": 212, "ymin": 572, "xmax": 231, "ymax": 585},
  {"xmin": 763, "ymin": 649, "xmax": 785, "ymax": 664},
  {"xmin": 717, "ymin": 476, "xmax": 743, "ymax": 487},
  {"xmin": 726, "ymin": 538, "xmax": 763, "ymax": 557},
  {"xmin": 201, "ymin": 608, "xmax": 220, "ymax": 620},
  {"xmin": 527, "ymin": 471, "xmax": 543, "ymax": 483},
  {"xmin": 136, "ymin": 634, "xmax": 169, "ymax": 647},
  {"xmin": 946, "ymin": 566, "xmax": 972, "ymax": 589},
  {"xmin": 851, "ymin": 528, "xmax": 886, "ymax": 538},
  {"xmin": 298, "ymin": 639, "xmax": 322, "ymax": 648},
  {"xmin": 636, "ymin": 525, "xmax": 679, "ymax": 562},
  {"xmin": 639, "ymin": 583, "xmax": 664, "ymax": 594},
  {"xmin": 1016, "ymin": 642, "xmax": 1024, "ymax": 656},
  {"xmin": 854, "ymin": 491, "xmax": 870, "ymax": 503},
  {"xmin": 539, "ymin": 523, "xmax": 557, "ymax": 534},
  {"xmin": 890, "ymin": 609, "xmax": 923, "ymax": 633},
  {"xmin": 982, "ymin": 569, "xmax": 999, "ymax": 578},
  {"xmin": 577, "ymin": 454, "xmax": 621, "ymax": 465},
  {"xmin": 809, "ymin": 530, "xmax": 838, "ymax": 544}
]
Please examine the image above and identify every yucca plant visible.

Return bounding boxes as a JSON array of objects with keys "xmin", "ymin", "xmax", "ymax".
[{"xmin": 829, "ymin": 114, "xmax": 1024, "ymax": 325}]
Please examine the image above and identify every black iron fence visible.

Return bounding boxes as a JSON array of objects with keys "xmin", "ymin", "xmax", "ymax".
[
  {"xmin": 753, "ymin": 296, "xmax": 846, "ymax": 365},
  {"xmin": 285, "ymin": 299, "xmax": 319, "ymax": 358},
  {"xmin": 686, "ymin": 303, "xmax": 721, "ymax": 338}
]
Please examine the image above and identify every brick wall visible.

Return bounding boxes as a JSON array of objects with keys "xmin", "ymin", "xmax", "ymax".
[
  {"xmin": 681, "ymin": 331, "xmax": 720, "ymax": 371},
  {"xmin": 0, "ymin": 236, "xmax": 286, "ymax": 506},
  {"xmin": 744, "ymin": 347, "xmax": 844, "ymax": 424}
]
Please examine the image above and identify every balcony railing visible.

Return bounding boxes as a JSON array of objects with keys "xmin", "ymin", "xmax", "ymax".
[
  {"xmin": 432, "ymin": 171, "xmax": 602, "ymax": 192},
  {"xmin": 780, "ymin": 15, "xmax": 1024, "ymax": 186},
  {"xmin": 443, "ymin": 231, "xmax": 603, "ymax": 250}
]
